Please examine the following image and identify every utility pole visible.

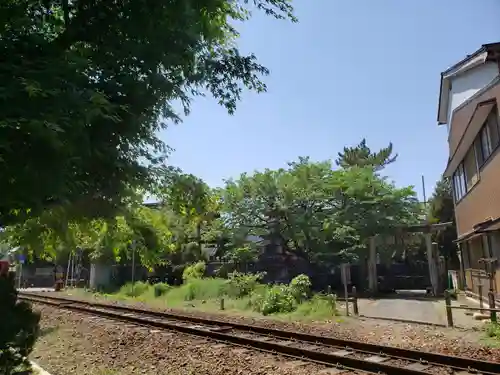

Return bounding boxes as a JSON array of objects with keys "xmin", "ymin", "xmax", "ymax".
[
  {"xmin": 131, "ymin": 241, "xmax": 136, "ymax": 294},
  {"xmin": 422, "ymin": 175, "xmax": 428, "ymax": 217},
  {"xmin": 65, "ymin": 252, "xmax": 72, "ymax": 288}
]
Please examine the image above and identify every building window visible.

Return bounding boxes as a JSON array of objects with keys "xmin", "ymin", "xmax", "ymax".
[
  {"xmin": 476, "ymin": 106, "xmax": 500, "ymax": 166},
  {"xmin": 452, "ymin": 162, "xmax": 467, "ymax": 201},
  {"xmin": 451, "ymin": 105, "xmax": 499, "ymax": 202},
  {"xmin": 463, "ymin": 147, "xmax": 478, "ymax": 190}
]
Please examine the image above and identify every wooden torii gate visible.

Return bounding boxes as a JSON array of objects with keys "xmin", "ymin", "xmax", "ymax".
[{"xmin": 367, "ymin": 222, "xmax": 454, "ymax": 296}]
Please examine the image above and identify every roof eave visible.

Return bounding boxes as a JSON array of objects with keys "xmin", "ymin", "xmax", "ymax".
[
  {"xmin": 443, "ymin": 161, "xmax": 453, "ymax": 177},
  {"xmin": 437, "ymin": 46, "xmax": 497, "ymax": 126},
  {"xmin": 437, "ymin": 74, "xmax": 449, "ymax": 125},
  {"xmin": 441, "ymin": 45, "xmax": 488, "ymax": 77}
]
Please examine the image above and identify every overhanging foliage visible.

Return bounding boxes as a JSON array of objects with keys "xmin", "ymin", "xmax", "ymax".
[{"xmin": 0, "ymin": 0, "xmax": 296, "ymax": 225}]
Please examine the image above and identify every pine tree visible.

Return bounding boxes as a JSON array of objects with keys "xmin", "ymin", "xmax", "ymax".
[{"xmin": 336, "ymin": 138, "xmax": 398, "ymax": 171}]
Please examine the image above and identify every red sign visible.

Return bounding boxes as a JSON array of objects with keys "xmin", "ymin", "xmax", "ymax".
[{"xmin": 0, "ymin": 261, "xmax": 9, "ymax": 275}]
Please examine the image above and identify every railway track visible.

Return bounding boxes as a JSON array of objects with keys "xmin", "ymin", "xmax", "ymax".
[{"xmin": 19, "ymin": 292, "xmax": 499, "ymax": 375}]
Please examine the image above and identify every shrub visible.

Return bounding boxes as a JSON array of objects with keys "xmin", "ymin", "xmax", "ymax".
[
  {"xmin": 485, "ymin": 323, "xmax": 500, "ymax": 340},
  {"xmin": 185, "ymin": 282, "xmax": 197, "ymax": 301},
  {"xmin": 214, "ymin": 263, "xmax": 232, "ymax": 278},
  {"xmin": 153, "ymin": 282, "xmax": 171, "ymax": 297},
  {"xmin": 0, "ymin": 273, "xmax": 41, "ymax": 374},
  {"xmin": 225, "ymin": 272, "xmax": 265, "ymax": 298},
  {"xmin": 171, "ymin": 278, "xmax": 226, "ymax": 302},
  {"xmin": 119, "ymin": 281, "xmax": 150, "ymax": 297},
  {"xmin": 294, "ymin": 294, "xmax": 338, "ymax": 319},
  {"xmin": 182, "ymin": 261, "xmax": 206, "ymax": 281},
  {"xmin": 252, "ymin": 284, "xmax": 297, "ymax": 316},
  {"xmin": 289, "ymin": 274, "xmax": 311, "ymax": 303},
  {"xmin": 250, "ymin": 275, "xmax": 313, "ymax": 316}
]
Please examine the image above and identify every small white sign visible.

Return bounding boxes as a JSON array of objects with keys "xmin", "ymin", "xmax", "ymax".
[{"xmin": 340, "ymin": 263, "xmax": 351, "ymax": 285}]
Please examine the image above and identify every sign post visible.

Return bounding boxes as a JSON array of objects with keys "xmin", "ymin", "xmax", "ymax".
[
  {"xmin": 341, "ymin": 263, "xmax": 351, "ymax": 316},
  {"xmin": 55, "ymin": 265, "xmax": 64, "ymax": 291},
  {"xmin": 131, "ymin": 241, "xmax": 136, "ymax": 295},
  {"xmin": 17, "ymin": 254, "xmax": 25, "ymax": 289}
]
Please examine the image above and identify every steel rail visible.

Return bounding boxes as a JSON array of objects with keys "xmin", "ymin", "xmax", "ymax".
[
  {"xmin": 19, "ymin": 292, "xmax": 499, "ymax": 375},
  {"xmin": 20, "ymin": 294, "xmax": 425, "ymax": 374}
]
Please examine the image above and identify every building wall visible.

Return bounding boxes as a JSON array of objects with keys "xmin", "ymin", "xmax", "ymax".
[
  {"xmin": 490, "ymin": 231, "xmax": 500, "ymax": 259},
  {"xmin": 447, "ymin": 62, "xmax": 499, "ymax": 127},
  {"xmin": 463, "ymin": 236, "xmax": 496, "ymax": 296},
  {"xmin": 448, "ymin": 79, "xmax": 500, "ymax": 158},
  {"xmin": 447, "ymin": 84, "xmax": 500, "ymax": 236},
  {"xmin": 464, "ymin": 266, "xmax": 500, "ymax": 298},
  {"xmin": 455, "ymin": 149, "xmax": 500, "ymax": 235}
]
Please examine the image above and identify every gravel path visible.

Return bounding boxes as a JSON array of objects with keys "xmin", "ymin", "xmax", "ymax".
[
  {"xmin": 31, "ymin": 305, "xmax": 341, "ymax": 375},
  {"xmin": 31, "ymin": 291, "xmax": 500, "ymax": 362},
  {"xmin": 355, "ymin": 296, "xmax": 484, "ymax": 328},
  {"xmin": 356, "ymin": 298, "xmax": 445, "ymax": 324}
]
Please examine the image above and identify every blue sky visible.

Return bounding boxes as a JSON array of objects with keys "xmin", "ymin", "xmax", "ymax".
[{"xmin": 162, "ymin": 0, "xmax": 500, "ymax": 200}]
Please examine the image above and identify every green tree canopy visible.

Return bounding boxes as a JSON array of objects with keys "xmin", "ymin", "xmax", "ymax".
[
  {"xmin": 159, "ymin": 168, "xmax": 222, "ymax": 249},
  {"xmin": 0, "ymin": 205, "xmax": 176, "ymax": 269},
  {"xmin": 0, "ymin": 0, "xmax": 295, "ymax": 225},
  {"xmin": 221, "ymin": 157, "xmax": 420, "ymax": 265},
  {"xmin": 428, "ymin": 177, "xmax": 457, "ymax": 266},
  {"xmin": 336, "ymin": 138, "xmax": 398, "ymax": 171},
  {"xmin": 1, "ymin": 145, "xmax": 424, "ymax": 276}
]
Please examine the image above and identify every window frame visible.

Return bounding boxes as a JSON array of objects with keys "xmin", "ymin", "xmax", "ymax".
[
  {"xmin": 480, "ymin": 124, "xmax": 492, "ymax": 159},
  {"xmin": 476, "ymin": 106, "xmax": 500, "ymax": 168},
  {"xmin": 453, "ymin": 104, "xmax": 500, "ymax": 203},
  {"xmin": 452, "ymin": 162, "xmax": 467, "ymax": 202},
  {"xmin": 488, "ymin": 110, "xmax": 500, "ymax": 150},
  {"xmin": 463, "ymin": 146, "xmax": 479, "ymax": 190}
]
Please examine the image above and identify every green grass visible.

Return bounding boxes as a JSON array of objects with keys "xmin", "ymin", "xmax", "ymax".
[
  {"xmin": 280, "ymin": 294, "xmax": 339, "ymax": 321},
  {"xmin": 64, "ymin": 277, "xmax": 340, "ymax": 322},
  {"xmin": 482, "ymin": 322, "xmax": 500, "ymax": 348}
]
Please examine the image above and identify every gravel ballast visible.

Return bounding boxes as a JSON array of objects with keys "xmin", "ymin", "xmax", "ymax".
[
  {"xmin": 31, "ymin": 305, "xmax": 338, "ymax": 375},
  {"xmin": 27, "ymin": 292, "xmax": 500, "ymax": 375},
  {"xmin": 41, "ymin": 291, "xmax": 500, "ymax": 361}
]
